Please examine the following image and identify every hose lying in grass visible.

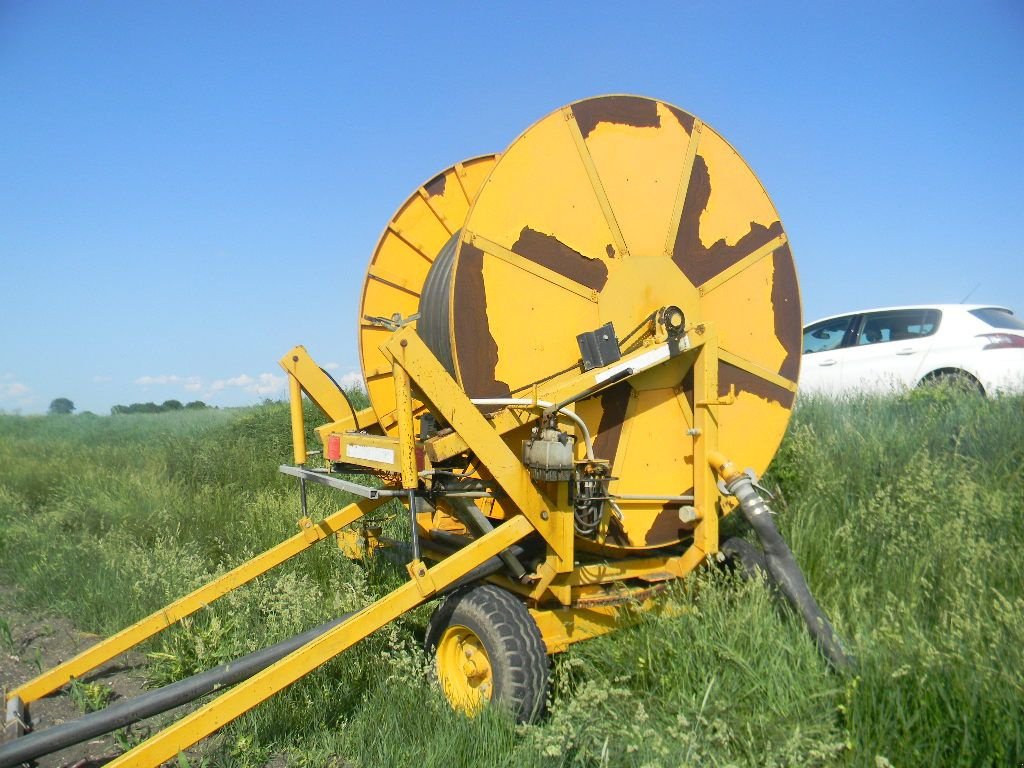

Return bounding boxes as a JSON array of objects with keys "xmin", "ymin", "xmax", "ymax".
[
  {"xmin": 0, "ymin": 612, "xmax": 351, "ymax": 768},
  {"xmin": 711, "ymin": 452, "xmax": 855, "ymax": 673},
  {"xmin": 0, "ymin": 528, "xmax": 525, "ymax": 768}
]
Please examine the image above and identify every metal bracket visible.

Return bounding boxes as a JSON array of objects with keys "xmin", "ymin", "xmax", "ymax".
[
  {"xmin": 697, "ymin": 383, "xmax": 736, "ymax": 407},
  {"xmin": 363, "ymin": 312, "xmax": 421, "ymax": 331},
  {"xmin": 717, "ymin": 468, "xmax": 775, "ymax": 506},
  {"xmin": 406, "ymin": 559, "xmax": 436, "ymax": 597},
  {"xmin": 4, "ymin": 696, "xmax": 25, "ymax": 742},
  {"xmin": 279, "ymin": 465, "xmax": 407, "ymax": 499}
]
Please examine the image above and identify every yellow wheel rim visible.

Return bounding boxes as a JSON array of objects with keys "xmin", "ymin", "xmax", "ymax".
[{"xmin": 435, "ymin": 625, "xmax": 493, "ymax": 715}]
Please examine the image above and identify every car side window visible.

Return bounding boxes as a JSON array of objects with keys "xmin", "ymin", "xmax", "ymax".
[
  {"xmin": 803, "ymin": 316, "xmax": 853, "ymax": 354},
  {"xmin": 856, "ymin": 309, "xmax": 940, "ymax": 346}
]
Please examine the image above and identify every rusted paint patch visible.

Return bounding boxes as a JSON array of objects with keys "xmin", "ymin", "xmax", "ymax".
[
  {"xmin": 591, "ymin": 381, "xmax": 632, "ymax": 462},
  {"xmin": 452, "ymin": 241, "xmax": 511, "ymax": 400},
  {"xmin": 648, "ymin": 487, "xmax": 696, "ymax": 546},
  {"xmin": 665, "ymin": 104, "xmax": 696, "ymax": 135},
  {"xmin": 605, "ymin": 243, "xmax": 615, "ymax": 258},
  {"xmin": 424, "ymin": 172, "xmax": 447, "ymax": 197},
  {"xmin": 512, "ymin": 227, "xmax": 609, "ymax": 292},
  {"xmin": 720, "ymin": 361, "xmax": 795, "ymax": 409},
  {"xmin": 771, "ymin": 244, "xmax": 801, "ymax": 381},
  {"xmin": 670, "ymin": 155, "xmax": 784, "ymax": 287},
  {"xmin": 571, "ymin": 95, "xmax": 660, "ymax": 140},
  {"xmin": 671, "ymin": 155, "xmax": 712, "ymax": 282}
]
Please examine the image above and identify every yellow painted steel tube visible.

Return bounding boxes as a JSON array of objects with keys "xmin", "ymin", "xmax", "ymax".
[
  {"xmin": 707, "ymin": 450, "xmax": 741, "ymax": 483},
  {"xmin": 104, "ymin": 515, "xmax": 535, "ymax": 768},
  {"xmin": 9, "ymin": 499, "xmax": 383, "ymax": 705},
  {"xmin": 288, "ymin": 373, "xmax": 307, "ymax": 466}
]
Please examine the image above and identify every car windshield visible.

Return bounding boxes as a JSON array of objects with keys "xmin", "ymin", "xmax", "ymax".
[{"xmin": 969, "ymin": 308, "xmax": 1024, "ymax": 331}]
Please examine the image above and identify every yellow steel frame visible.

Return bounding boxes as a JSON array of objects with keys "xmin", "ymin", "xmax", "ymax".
[
  {"xmin": 103, "ymin": 516, "xmax": 535, "ymax": 767},
  {"xmin": 381, "ymin": 328, "xmax": 573, "ymax": 568},
  {"xmin": 372, "ymin": 321, "xmax": 729, "ymax": 611},
  {"xmin": 8, "ymin": 498, "xmax": 384, "ymax": 705},
  {"xmin": 279, "ymin": 346, "xmax": 380, "ymax": 464},
  {"xmin": 7, "ymin": 315, "xmax": 732, "ymax": 767}
]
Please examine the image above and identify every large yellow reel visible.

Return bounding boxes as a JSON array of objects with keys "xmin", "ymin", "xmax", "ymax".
[
  {"xmin": 358, "ymin": 155, "xmax": 497, "ymax": 433},
  {"xmin": 421, "ymin": 95, "xmax": 802, "ymax": 550}
]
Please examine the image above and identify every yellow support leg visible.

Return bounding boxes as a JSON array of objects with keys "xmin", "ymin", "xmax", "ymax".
[
  {"xmin": 105, "ymin": 515, "xmax": 535, "ymax": 768},
  {"xmin": 288, "ymin": 373, "xmax": 307, "ymax": 466},
  {"xmin": 9, "ymin": 498, "xmax": 384, "ymax": 705},
  {"xmin": 692, "ymin": 324, "xmax": 721, "ymax": 557}
]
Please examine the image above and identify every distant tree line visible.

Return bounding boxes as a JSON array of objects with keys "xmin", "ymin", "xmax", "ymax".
[{"xmin": 110, "ymin": 399, "xmax": 209, "ymax": 415}]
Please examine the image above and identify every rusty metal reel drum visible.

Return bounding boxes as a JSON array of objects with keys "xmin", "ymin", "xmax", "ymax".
[
  {"xmin": 430, "ymin": 95, "xmax": 802, "ymax": 552},
  {"xmin": 358, "ymin": 156, "xmax": 497, "ymax": 434}
]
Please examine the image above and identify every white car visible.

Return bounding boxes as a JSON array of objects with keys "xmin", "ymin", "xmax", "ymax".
[{"xmin": 800, "ymin": 304, "xmax": 1024, "ymax": 397}]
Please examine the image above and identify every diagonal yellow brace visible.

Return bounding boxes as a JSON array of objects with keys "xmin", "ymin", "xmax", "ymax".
[
  {"xmin": 10, "ymin": 498, "xmax": 384, "ymax": 705},
  {"xmin": 382, "ymin": 328, "xmax": 571, "ymax": 566},
  {"xmin": 279, "ymin": 345, "xmax": 376, "ymax": 437},
  {"xmin": 104, "ymin": 515, "xmax": 534, "ymax": 768}
]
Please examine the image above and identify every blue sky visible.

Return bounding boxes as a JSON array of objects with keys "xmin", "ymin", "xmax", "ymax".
[{"xmin": 2, "ymin": 1, "xmax": 1022, "ymax": 414}]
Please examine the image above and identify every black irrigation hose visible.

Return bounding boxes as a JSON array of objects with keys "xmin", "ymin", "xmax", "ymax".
[
  {"xmin": 725, "ymin": 474, "xmax": 855, "ymax": 673},
  {"xmin": 0, "ymin": 613, "xmax": 353, "ymax": 768},
  {"xmin": 0, "ymin": 529, "xmax": 521, "ymax": 768}
]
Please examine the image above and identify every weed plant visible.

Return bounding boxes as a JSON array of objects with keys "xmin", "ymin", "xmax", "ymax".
[{"xmin": 1, "ymin": 387, "xmax": 1021, "ymax": 766}]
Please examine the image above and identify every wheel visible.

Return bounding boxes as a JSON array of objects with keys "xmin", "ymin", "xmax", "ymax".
[
  {"xmin": 918, "ymin": 369, "xmax": 985, "ymax": 395},
  {"xmin": 425, "ymin": 584, "xmax": 549, "ymax": 722},
  {"xmin": 720, "ymin": 537, "xmax": 774, "ymax": 584}
]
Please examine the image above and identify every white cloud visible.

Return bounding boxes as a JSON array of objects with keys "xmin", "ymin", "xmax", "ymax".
[
  {"xmin": 135, "ymin": 374, "xmax": 178, "ymax": 386},
  {"xmin": 319, "ymin": 365, "xmax": 364, "ymax": 390},
  {"xmin": 208, "ymin": 372, "xmax": 286, "ymax": 398},
  {"xmin": 135, "ymin": 374, "xmax": 202, "ymax": 389},
  {"xmin": 0, "ymin": 374, "xmax": 34, "ymax": 410},
  {"xmin": 335, "ymin": 370, "xmax": 365, "ymax": 391},
  {"xmin": 3, "ymin": 381, "xmax": 30, "ymax": 397},
  {"xmin": 130, "ymin": 370, "xmax": 292, "ymax": 402}
]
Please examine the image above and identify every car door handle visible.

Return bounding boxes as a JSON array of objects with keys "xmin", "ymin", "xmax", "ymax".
[
  {"xmin": 896, "ymin": 348, "xmax": 916, "ymax": 356},
  {"xmin": 818, "ymin": 359, "xmax": 837, "ymax": 367}
]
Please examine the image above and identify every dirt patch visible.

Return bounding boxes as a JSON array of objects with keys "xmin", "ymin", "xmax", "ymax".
[
  {"xmin": 0, "ymin": 589, "xmax": 304, "ymax": 767},
  {"xmin": 0, "ymin": 588, "xmax": 151, "ymax": 766}
]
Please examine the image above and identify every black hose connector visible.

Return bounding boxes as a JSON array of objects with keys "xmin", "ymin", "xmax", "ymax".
[
  {"xmin": 0, "ymin": 613, "xmax": 353, "ymax": 768},
  {"xmin": 724, "ymin": 473, "xmax": 855, "ymax": 673}
]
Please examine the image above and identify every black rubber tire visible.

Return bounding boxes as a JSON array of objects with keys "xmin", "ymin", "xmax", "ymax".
[
  {"xmin": 425, "ymin": 584, "xmax": 549, "ymax": 723},
  {"xmin": 720, "ymin": 537, "xmax": 774, "ymax": 585},
  {"xmin": 918, "ymin": 369, "xmax": 985, "ymax": 395}
]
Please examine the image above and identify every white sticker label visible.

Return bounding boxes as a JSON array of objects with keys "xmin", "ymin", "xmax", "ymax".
[{"xmin": 345, "ymin": 444, "xmax": 396, "ymax": 465}]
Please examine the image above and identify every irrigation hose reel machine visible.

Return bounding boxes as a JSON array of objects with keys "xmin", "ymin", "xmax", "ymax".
[
  {"xmin": 1, "ymin": 95, "xmax": 850, "ymax": 768},
  {"xmin": 284, "ymin": 93, "xmax": 852, "ymax": 711}
]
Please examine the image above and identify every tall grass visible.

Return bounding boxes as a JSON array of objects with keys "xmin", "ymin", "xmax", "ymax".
[{"xmin": 0, "ymin": 388, "xmax": 1021, "ymax": 766}]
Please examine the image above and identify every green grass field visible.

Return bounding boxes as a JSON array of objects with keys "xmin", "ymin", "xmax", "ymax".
[{"xmin": 1, "ymin": 389, "xmax": 1022, "ymax": 767}]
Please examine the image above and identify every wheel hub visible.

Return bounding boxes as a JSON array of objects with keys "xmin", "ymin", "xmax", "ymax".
[{"xmin": 437, "ymin": 625, "xmax": 493, "ymax": 714}]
